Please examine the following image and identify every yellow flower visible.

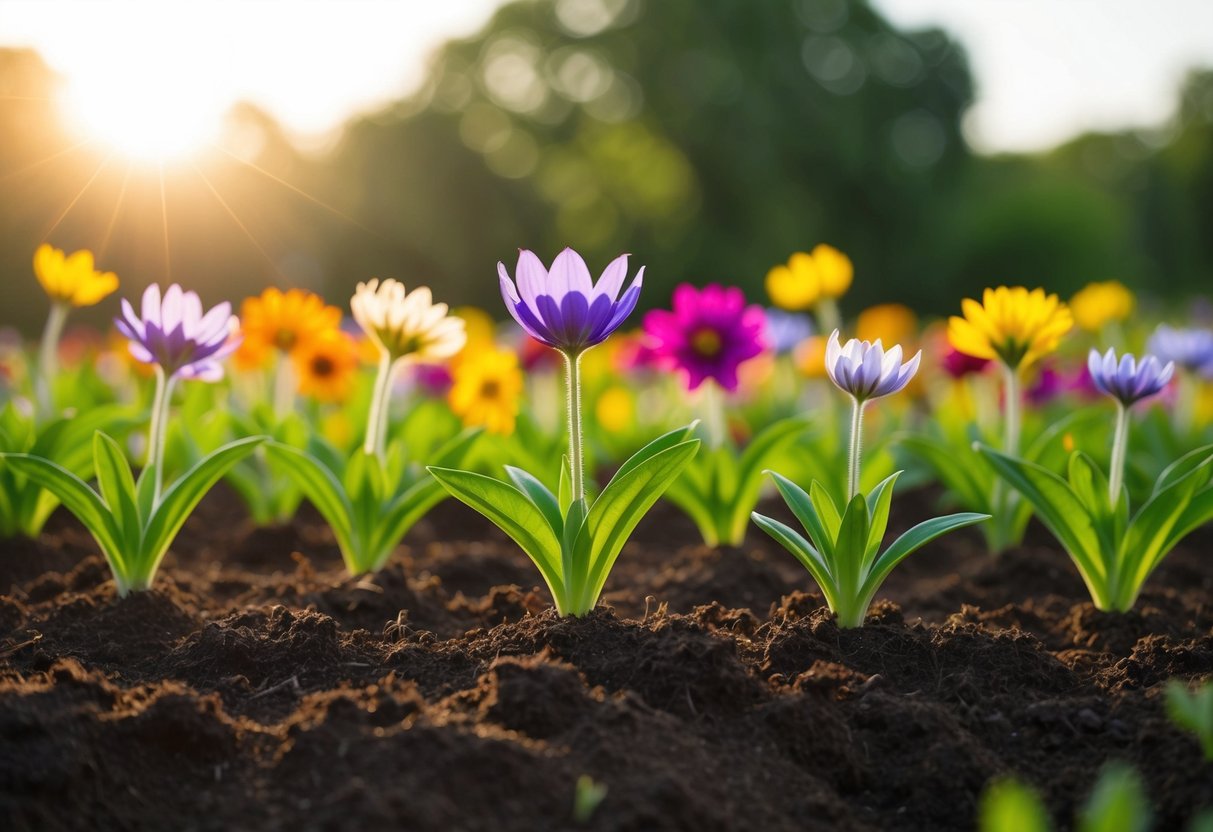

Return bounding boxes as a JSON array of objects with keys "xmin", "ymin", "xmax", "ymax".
[
  {"xmin": 34, "ymin": 244, "xmax": 118, "ymax": 307},
  {"xmin": 765, "ymin": 244, "xmax": 853, "ymax": 310},
  {"xmin": 811, "ymin": 243, "xmax": 853, "ymax": 298},
  {"xmin": 766, "ymin": 252, "xmax": 820, "ymax": 311},
  {"xmin": 948, "ymin": 286, "xmax": 1072, "ymax": 369},
  {"xmin": 448, "ymin": 345, "xmax": 523, "ymax": 435},
  {"xmin": 856, "ymin": 303, "xmax": 918, "ymax": 347},
  {"xmin": 352, "ymin": 279, "xmax": 466, "ymax": 363},
  {"xmin": 236, "ymin": 287, "xmax": 343, "ymax": 370},
  {"xmin": 596, "ymin": 385, "xmax": 635, "ymax": 434},
  {"xmin": 1069, "ymin": 280, "xmax": 1134, "ymax": 333},
  {"xmin": 453, "ymin": 305, "xmax": 496, "ymax": 350},
  {"xmin": 294, "ymin": 331, "xmax": 359, "ymax": 403}
]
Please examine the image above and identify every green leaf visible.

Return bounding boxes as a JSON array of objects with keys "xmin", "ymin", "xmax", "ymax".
[
  {"xmin": 862, "ymin": 512, "xmax": 990, "ymax": 606},
  {"xmin": 428, "ymin": 467, "xmax": 564, "ymax": 604},
  {"xmin": 751, "ymin": 511, "xmax": 837, "ymax": 611},
  {"xmin": 975, "ymin": 445, "xmax": 1107, "ymax": 597},
  {"xmin": 809, "ymin": 480, "xmax": 841, "ymax": 542},
  {"xmin": 899, "ymin": 434, "xmax": 989, "ymax": 511},
  {"xmin": 835, "ymin": 494, "xmax": 871, "ymax": 601},
  {"xmin": 506, "ymin": 466, "xmax": 564, "ymax": 537},
  {"xmin": 727, "ymin": 416, "xmax": 810, "ymax": 542},
  {"xmin": 767, "ymin": 471, "xmax": 835, "ymax": 559},
  {"xmin": 864, "ymin": 471, "xmax": 901, "ymax": 564},
  {"xmin": 0, "ymin": 453, "xmax": 125, "ymax": 575},
  {"xmin": 608, "ymin": 422, "xmax": 699, "ymax": 488},
  {"xmin": 1077, "ymin": 764, "xmax": 1151, "ymax": 832},
  {"xmin": 92, "ymin": 432, "xmax": 141, "ymax": 539},
  {"xmin": 264, "ymin": 442, "xmax": 357, "ymax": 561},
  {"xmin": 1118, "ymin": 456, "xmax": 1213, "ymax": 605},
  {"xmin": 558, "ymin": 454, "xmax": 573, "ymax": 517},
  {"xmin": 978, "ymin": 778, "xmax": 1051, "ymax": 832},
  {"xmin": 1160, "ymin": 484, "xmax": 1213, "ymax": 559},
  {"xmin": 1153, "ymin": 444, "xmax": 1213, "ymax": 494},
  {"xmin": 574, "ymin": 439, "xmax": 699, "ymax": 613},
  {"xmin": 140, "ymin": 437, "xmax": 266, "ymax": 586},
  {"xmin": 1165, "ymin": 680, "xmax": 1213, "ymax": 760}
]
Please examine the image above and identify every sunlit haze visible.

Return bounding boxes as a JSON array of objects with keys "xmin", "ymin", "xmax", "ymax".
[
  {"xmin": 1, "ymin": 0, "xmax": 500, "ymax": 161},
  {"xmin": 3, "ymin": 0, "xmax": 1213, "ymax": 158}
]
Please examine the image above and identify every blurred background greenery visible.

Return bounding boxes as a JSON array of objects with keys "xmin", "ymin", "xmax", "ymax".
[{"xmin": 2, "ymin": 0, "xmax": 1212, "ymax": 333}]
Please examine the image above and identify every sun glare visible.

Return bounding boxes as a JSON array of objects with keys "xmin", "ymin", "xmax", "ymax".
[{"xmin": 58, "ymin": 55, "xmax": 224, "ymax": 163}]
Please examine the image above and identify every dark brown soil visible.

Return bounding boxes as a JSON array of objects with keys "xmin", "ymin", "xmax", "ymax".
[{"xmin": 1, "ymin": 487, "xmax": 1211, "ymax": 831}]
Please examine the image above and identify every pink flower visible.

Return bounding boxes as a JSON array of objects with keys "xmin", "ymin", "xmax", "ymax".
[{"xmin": 642, "ymin": 283, "xmax": 767, "ymax": 392}]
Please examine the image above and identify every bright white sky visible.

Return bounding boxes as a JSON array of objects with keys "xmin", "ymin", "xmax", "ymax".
[{"xmin": 1, "ymin": 0, "xmax": 1211, "ymax": 156}]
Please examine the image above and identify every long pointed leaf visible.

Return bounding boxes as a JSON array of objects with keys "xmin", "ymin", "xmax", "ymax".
[
  {"xmin": 576, "ymin": 439, "xmax": 699, "ymax": 613},
  {"xmin": 862, "ymin": 512, "xmax": 989, "ymax": 603},
  {"xmin": 141, "ymin": 437, "xmax": 266, "ymax": 584},
  {"xmin": 265, "ymin": 442, "xmax": 358, "ymax": 565},
  {"xmin": 93, "ymin": 432, "xmax": 141, "ymax": 539},
  {"xmin": 506, "ymin": 466, "xmax": 564, "ymax": 537},
  {"xmin": 752, "ymin": 511, "xmax": 839, "ymax": 611},
  {"xmin": 428, "ymin": 467, "xmax": 565, "ymax": 604}
]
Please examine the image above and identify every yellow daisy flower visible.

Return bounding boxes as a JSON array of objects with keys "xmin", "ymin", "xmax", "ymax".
[
  {"xmin": 948, "ymin": 286, "xmax": 1072, "ymax": 369},
  {"xmin": 34, "ymin": 244, "xmax": 118, "ymax": 307},
  {"xmin": 448, "ymin": 345, "xmax": 523, "ymax": 435}
]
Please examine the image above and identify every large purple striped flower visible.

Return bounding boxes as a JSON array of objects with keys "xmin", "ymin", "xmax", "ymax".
[
  {"xmin": 1088, "ymin": 348, "xmax": 1174, "ymax": 407},
  {"xmin": 825, "ymin": 330, "xmax": 921, "ymax": 403},
  {"xmin": 498, "ymin": 248, "xmax": 643, "ymax": 353},
  {"xmin": 116, "ymin": 284, "xmax": 239, "ymax": 382}
]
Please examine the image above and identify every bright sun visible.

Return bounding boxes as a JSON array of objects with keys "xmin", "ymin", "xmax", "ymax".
[{"xmin": 59, "ymin": 58, "xmax": 225, "ymax": 163}]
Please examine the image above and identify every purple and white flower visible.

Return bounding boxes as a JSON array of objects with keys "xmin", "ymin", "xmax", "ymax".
[
  {"xmin": 116, "ymin": 284, "xmax": 239, "ymax": 381},
  {"xmin": 1087, "ymin": 348, "xmax": 1174, "ymax": 407},
  {"xmin": 825, "ymin": 330, "xmax": 921, "ymax": 402},
  {"xmin": 498, "ymin": 248, "xmax": 643, "ymax": 353},
  {"xmin": 1146, "ymin": 325, "xmax": 1213, "ymax": 378}
]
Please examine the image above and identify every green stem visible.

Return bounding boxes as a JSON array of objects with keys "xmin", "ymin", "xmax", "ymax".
[
  {"xmin": 147, "ymin": 366, "xmax": 175, "ymax": 507},
  {"xmin": 1108, "ymin": 401, "xmax": 1129, "ymax": 503},
  {"xmin": 817, "ymin": 298, "xmax": 842, "ymax": 334},
  {"xmin": 1002, "ymin": 363, "xmax": 1021, "ymax": 457},
  {"xmin": 273, "ymin": 353, "xmax": 296, "ymax": 420},
  {"xmin": 364, "ymin": 352, "xmax": 395, "ymax": 457},
  {"xmin": 702, "ymin": 379, "xmax": 727, "ymax": 449},
  {"xmin": 35, "ymin": 302, "xmax": 69, "ymax": 417},
  {"xmin": 563, "ymin": 350, "xmax": 585, "ymax": 503},
  {"xmin": 989, "ymin": 362, "xmax": 1022, "ymax": 553},
  {"xmin": 847, "ymin": 396, "xmax": 865, "ymax": 501}
]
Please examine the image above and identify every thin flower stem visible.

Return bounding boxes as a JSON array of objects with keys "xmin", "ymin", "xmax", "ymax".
[
  {"xmin": 991, "ymin": 362, "xmax": 1022, "ymax": 550},
  {"xmin": 273, "ymin": 353, "xmax": 296, "ymax": 420},
  {"xmin": 847, "ymin": 396, "xmax": 865, "ymax": 501},
  {"xmin": 817, "ymin": 298, "xmax": 842, "ymax": 334},
  {"xmin": 35, "ymin": 302, "xmax": 69, "ymax": 417},
  {"xmin": 563, "ymin": 350, "xmax": 586, "ymax": 503},
  {"xmin": 365, "ymin": 352, "xmax": 395, "ymax": 457},
  {"xmin": 1108, "ymin": 401, "xmax": 1129, "ymax": 502},
  {"xmin": 147, "ymin": 366, "xmax": 175, "ymax": 506},
  {"xmin": 1002, "ymin": 363, "xmax": 1021, "ymax": 457},
  {"xmin": 702, "ymin": 380, "xmax": 726, "ymax": 448}
]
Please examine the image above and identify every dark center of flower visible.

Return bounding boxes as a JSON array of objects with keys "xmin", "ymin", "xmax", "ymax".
[
  {"xmin": 479, "ymin": 379, "xmax": 501, "ymax": 399},
  {"xmin": 690, "ymin": 327, "xmax": 723, "ymax": 359},
  {"xmin": 311, "ymin": 355, "xmax": 336, "ymax": 377},
  {"xmin": 275, "ymin": 329, "xmax": 298, "ymax": 352}
]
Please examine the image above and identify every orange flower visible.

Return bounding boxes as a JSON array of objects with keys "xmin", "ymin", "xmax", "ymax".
[
  {"xmin": 294, "ymin": 331, "xmax": 360, "ymax": 403},
  {"xmin": 236, "ymin": 287, "xmax": 342, "ymax": 370}
]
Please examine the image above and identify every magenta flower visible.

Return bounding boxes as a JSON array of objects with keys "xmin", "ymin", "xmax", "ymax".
[
  {"xmin": 643, "ymin": 284, "xmax": 767, "ymax": 392},
  {"xmin": 498, "ymin": 248, "xmax": 643, "ymax": 354},
  {"xmin": 115, "ymin": 284, "xmax": 239, "ymax": 381}
]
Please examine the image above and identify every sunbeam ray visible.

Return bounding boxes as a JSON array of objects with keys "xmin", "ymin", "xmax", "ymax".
[
  {"xmin": 158, "ymin": 162, "xmax": 172, "ymax": 281},
  {"xmin": 40, "ymin": 152, "xmax": 113, "ymax": 241},
  {"xmin": 97, "ymin": 163, "xmax": 133, "ymax": 258},
  {"xmin": 191, "ymin": 162, "xmax": 285, "ymax": 282},
  {"xmin": 0, "ymin": 139, "xmax": 94, "ymax": 184},
  {"xmin": 211, "ymin": 144, "xmax": 381, "ymax": 237}
]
